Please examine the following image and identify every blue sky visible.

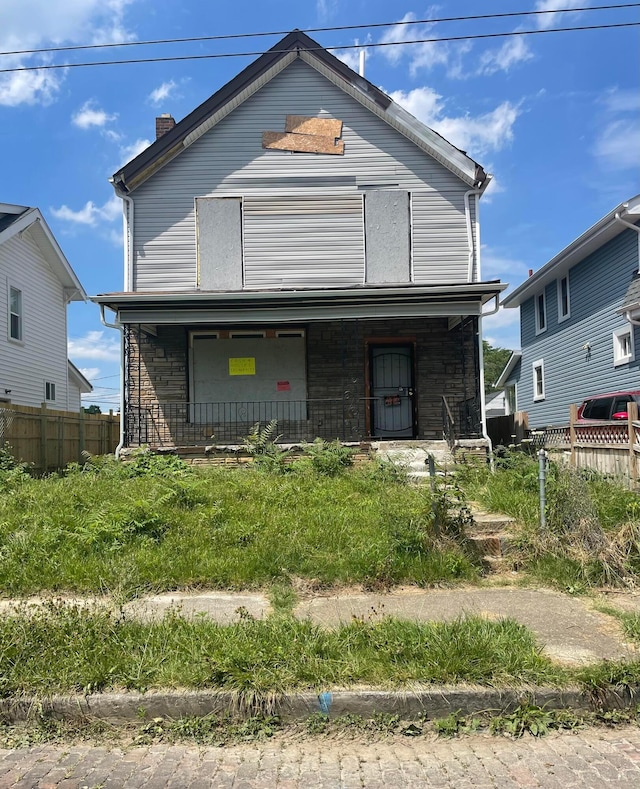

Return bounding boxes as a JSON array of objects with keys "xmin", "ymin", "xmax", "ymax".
[{"xmin": 1, "ymin": 0, "xmax": 638, "ymax": 409}]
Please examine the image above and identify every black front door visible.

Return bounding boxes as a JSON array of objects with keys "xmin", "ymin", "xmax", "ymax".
[{"xmin": 370, "ymin": 345, "xmax": 416, "ymax": 438}]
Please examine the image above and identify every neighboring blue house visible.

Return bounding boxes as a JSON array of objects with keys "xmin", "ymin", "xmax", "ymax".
[{"xmin": 498, "ymin": 195, "xmax": 640, "ymax": 429}]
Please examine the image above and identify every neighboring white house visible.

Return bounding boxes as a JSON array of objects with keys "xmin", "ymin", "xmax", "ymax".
[{"xmin": 0, "ymin": 203, "xmax": 91, "ymax": 411}]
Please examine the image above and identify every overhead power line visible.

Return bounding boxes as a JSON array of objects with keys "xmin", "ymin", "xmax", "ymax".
[
  {"xmin": 1, "ymin": 3, "xmax": 638, "ymax": 58},
  {"xmin": 1, "ymin": 22, "xmax": 638, "ymax": 74}
]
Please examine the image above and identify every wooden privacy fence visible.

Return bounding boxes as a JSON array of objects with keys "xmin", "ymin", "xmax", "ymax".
[
  {"xmin": 531, "ymin": 401, "xmax": 640, "ymax": 487},
  {"xmin": 0, "ymin": 403, "xmax": 119, "ymax": 473}
]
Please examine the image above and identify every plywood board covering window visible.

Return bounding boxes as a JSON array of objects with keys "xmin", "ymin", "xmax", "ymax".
[{"xmin": 190, "ymin": 333, "xmax": 308, "ymax": 421}]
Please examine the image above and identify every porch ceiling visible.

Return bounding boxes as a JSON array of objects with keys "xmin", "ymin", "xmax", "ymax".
[{"xmin": 92, "ymin": 281, "xmax": 506, "ymax": 325}]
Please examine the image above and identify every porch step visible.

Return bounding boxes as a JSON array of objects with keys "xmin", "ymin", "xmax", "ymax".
[
  {"xmin": 372, "ymin": 440, "xmax": 454, "ymax": 472},
  {"xmin": 467, "ymin": 506, "xmax": 516, "ymax": 573}
]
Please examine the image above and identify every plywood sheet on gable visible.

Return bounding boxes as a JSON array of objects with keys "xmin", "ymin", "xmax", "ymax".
[
  {"xmin": 262, "ymin": 131, "xmax": 344, "ymax": 155},
  {"xmin": 284, "ymin": 115, "xmax": 342, "ymax": 138}
]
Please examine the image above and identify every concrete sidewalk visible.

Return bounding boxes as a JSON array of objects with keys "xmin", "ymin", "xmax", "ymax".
[{"xmin": 1, "ymin": 585, "xmax": 638, "ymax": 666}]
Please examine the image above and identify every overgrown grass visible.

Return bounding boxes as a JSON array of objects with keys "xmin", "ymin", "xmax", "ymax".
[
  {"xmin": 0, "ymin": 453, "xmax": 479, "ymax": 596},
  {"xmin": 0, "ymin": 604, "xmax": 565, "ymax": 696},
  {"xmin": 457, "ymin": 451, "xmax": 640, "ymax": 589}
]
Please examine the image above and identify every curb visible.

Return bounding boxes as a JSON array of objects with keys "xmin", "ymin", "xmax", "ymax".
[{"xmin": 0, "ymin": 686, "xmax": 636, "ymax": 724}]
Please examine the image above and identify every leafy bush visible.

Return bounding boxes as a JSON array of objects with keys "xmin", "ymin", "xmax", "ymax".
[{"xmin": 302, "ymin": 438, "xmax": 354, "ymax": 476}]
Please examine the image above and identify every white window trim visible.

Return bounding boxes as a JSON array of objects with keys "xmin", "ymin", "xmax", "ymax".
[
  {"xmin": 532, "ymin": 359, "xmax": 545, "ymax": 402},
  {"xmin": 557, "ymin": 274, "xmax": 571, "ymax": 323},
  {"xmin": 8, "ymin": 284, "xmax": 23, "ymax": 344},
  {"xmin": 613, "ymin": 326, "xmax": 634, "ymax": 367},
  {"xmin": 44, "ymin": 381, "xmax": 56, "ymax": 402},
  {"xmin": 535, "ymin": 292, "xmax": 547, "ymax": 335}
]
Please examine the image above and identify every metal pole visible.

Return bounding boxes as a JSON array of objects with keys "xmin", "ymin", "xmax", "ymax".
[{"xmin": 538, "ymin": 449, "xmax": 547, "ymax": 530}]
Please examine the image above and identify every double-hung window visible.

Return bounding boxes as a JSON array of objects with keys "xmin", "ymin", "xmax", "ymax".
[
  {"xmin": 613, "ymin": 326, "xmax": 634, "ymax": 366},
  {"xmin": 9, "ymin": 286, "xmax": 22, "ymax": 341},
  {"xmin": 535, "ymin": 292, "xmax": 547, "ymax": 334},
  {"xmin": 533, "ymin": 359, "xmax": 545, "ymax": 402},
  {"xmin": 557, "ymin": 274, "xmax": 570, "ymax": 322}
]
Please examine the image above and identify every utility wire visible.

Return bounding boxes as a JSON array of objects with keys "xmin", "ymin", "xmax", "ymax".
[
  {"xmin": 1, "ymin": 22, "xmax": 638, "ymax": 74},
  {"xmin": 1, "ymin": 3, "xmax": 637, "ymax": 57}
]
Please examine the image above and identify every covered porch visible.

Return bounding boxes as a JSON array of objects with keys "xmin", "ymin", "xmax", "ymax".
[{"xmin": 94, "ymin": 283, "xmax": 505, "ymax": 449}]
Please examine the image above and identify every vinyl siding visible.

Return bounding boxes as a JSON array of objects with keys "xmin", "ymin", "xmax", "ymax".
[
  {"xmin": 514, "ymin": 228, "xmax": 640, "ymax": 427},
  {"xmin": 0, "ymin": 233, "xmax": 71, "ymax": 410},
  {"xmin": 131, "ymin": 58, "xmax": 474, "ymax": 291}
]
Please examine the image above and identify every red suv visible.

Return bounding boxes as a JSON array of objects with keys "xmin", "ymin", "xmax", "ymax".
[{"xmin": 577, "ymin": 391, "xmax": 640, "ymax": 421}]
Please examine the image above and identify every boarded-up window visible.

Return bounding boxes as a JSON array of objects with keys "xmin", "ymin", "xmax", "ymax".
[{"xmin": 243, "ymin": 194, "xmax": 364, "ymax": 288}]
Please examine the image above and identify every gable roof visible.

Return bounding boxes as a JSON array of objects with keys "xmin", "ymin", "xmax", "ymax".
[
  {"xmin": 67, "ymin": 360, "xmax": 93, "ymax": 394},
  {"xmin": 0, "ymin": 206, "xmax": 86, "ymax": 300},
  {"xmin": 502, "ymin": 194, "xmax": 640, "ymax": 309},
  {"xmin": 0, "ymin": 203, "xmax": 29, "ymax": 233},
  {"xmin": 495, "ymin": 351, "xmax": 522, "ymax": 389},
  {"xmin": 112, "ymin": 30, "xmax": 487, "ymax": 194}
]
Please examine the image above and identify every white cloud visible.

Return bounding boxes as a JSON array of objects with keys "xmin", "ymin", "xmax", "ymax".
[
  {"xmin": 69, "ymin": 330, "xmax": 120, "ymax": 362},
  {"xmin": 78, "ymin": 367, "xmax": 101, "ymax": 381},
  {"xmin": 51, "ymin": 194, "xmax": 121, "ymax": 226},
  {"xmin": 119, "ymin": 137, "xmax": 153, "ymax": 166},
  {"xmin": 477, "ymin": 37, "xmax": 533, "ymax": 76},
  {"xmin": 148, "ymin": 80, "xmax": 178, "ymax": 106},
  {"xmin": 0, "ymin": 0, "xmax": 136, "ymax": 107},
  {"xmin": 593, "ymin": 119, "xmax": 640, "ymax": 171},
  {"xmin": 482, "ymin": 307, "xmax": 521, "ymax": 351},
  {"xmin": 378, "ymin": 12, "xmax": 451, "ymax": 75},
  {"xmin": 593, "ymin": 87, "xmax": 640, "ymax": 172},
  {"xmin": 72, "ymin": 100, "xmax": 117, "ymax": 129},
  {"xmin": 535, "ymin": 0, "xmax": 584, "ymax": 30},
  {"xmin": 389, "ymin": 87, "xmax": 520, "ymax": 159},
  {"xmin": 316, "ymin": 0, "xmax": 338, "ymax": 22}
]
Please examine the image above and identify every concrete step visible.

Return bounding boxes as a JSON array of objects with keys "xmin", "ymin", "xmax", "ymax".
[
  {"xmin": 469, "ymin": 511, "xmax": 517, "ymax": 533},
  {"xmin": 481, "ymin": 555, "xmax": 513, "ymax": 573},
  {"xmin": 467, "ymin": 532, "xmax": 512, "ymax": 557}
]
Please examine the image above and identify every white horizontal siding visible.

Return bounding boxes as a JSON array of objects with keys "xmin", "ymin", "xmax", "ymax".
[
  {"xmin": 0, "ymin": 234, "xmax": 71, "ymax": 410},
  {"xmin": 411, "ymin": 191, "xmax": 469, "ymax": 284},
  {"xmin": 243, "ymin": 194, "xmax": 364, "ymax": 287},
  {"xmin": 132, "ymin": 58, "xmax": 473, "ymax": 291}
]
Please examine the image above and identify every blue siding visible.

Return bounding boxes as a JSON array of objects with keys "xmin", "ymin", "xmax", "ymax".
[{"xmin": 514, "ymin": 228, "xmax": 639, "ymax": 427}]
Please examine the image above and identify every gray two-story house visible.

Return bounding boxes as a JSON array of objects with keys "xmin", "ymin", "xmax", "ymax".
[
  {"xmin": 499, "ymin": 195, "xmax": 640, "ymax": 428},
  {"xmin": 94, "ymin": 31, "xmax": 505, "ymax": 449}
]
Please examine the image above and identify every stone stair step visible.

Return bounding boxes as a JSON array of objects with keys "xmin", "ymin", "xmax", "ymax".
[
  {"xmin": 467, "ymin": 532, "xmax": 512, "ymax": 557},
  {"xmin": 469, "ymin": 512, "xmax": 516, "ymax": 532}
]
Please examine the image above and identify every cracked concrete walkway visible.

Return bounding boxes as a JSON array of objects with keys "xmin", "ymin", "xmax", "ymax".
[{"xmin": 0, "ymin": 586, "xmax": 638, "ymax": 666}]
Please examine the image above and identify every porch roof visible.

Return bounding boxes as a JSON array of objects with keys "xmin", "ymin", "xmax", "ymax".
[{"xmin": 92, "ymin": 281, "xmax": 506, "ymax": 324}]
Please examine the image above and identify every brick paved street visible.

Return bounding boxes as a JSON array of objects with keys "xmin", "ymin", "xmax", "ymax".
[{"xmin": 1, "ymin": 726, "xmax": 640, "ymax": 788}]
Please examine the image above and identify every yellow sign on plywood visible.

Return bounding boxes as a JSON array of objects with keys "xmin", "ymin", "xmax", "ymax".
[{"xmin": 229, "ymin": 357, "xmax": 256, "ymax": 376}]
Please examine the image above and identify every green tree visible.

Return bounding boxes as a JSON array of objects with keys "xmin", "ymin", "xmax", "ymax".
[
  {"xmin": 82, "ymin": 404, "xmax": 102, "ymax": 414},
  {"xmin": 483, "ymin": 341, "xmax": 512, "ymax": 395}
]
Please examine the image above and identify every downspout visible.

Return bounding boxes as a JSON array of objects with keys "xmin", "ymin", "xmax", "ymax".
[
  {"xmin": 100, "ymin": 305, "xmax": 125, "ymax": 458},
  {"xmin": 464, "ymin": 189, "xmax": 480, "ymax": 282}
]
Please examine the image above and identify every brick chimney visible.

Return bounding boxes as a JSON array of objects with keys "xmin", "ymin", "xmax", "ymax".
[{"xmin": 155, "ymin": 113, "xmax": 176, "ymax": 139}]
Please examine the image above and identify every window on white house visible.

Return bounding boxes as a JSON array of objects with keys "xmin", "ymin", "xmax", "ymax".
[
  {"xmin": 9, "ymin": 286, "xmax": 22, "ymax": 341},
  {"xmin": 613, "ymin": 326, "xmax": 634, "ymax": 366},
  {"xmin": 45, "ymin": 381, "xmax": 56, "ymax": 401},
  {"xmin": 533, "ymin": 359, "xmax": 545, "ymax": 401},
  {"xmin": 557, "ymin": 275, "xmax": 570, "ymax": 321},
  {"xmin": 535, "ymin": 292, "xmax": 547, "ymax": 334}
]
